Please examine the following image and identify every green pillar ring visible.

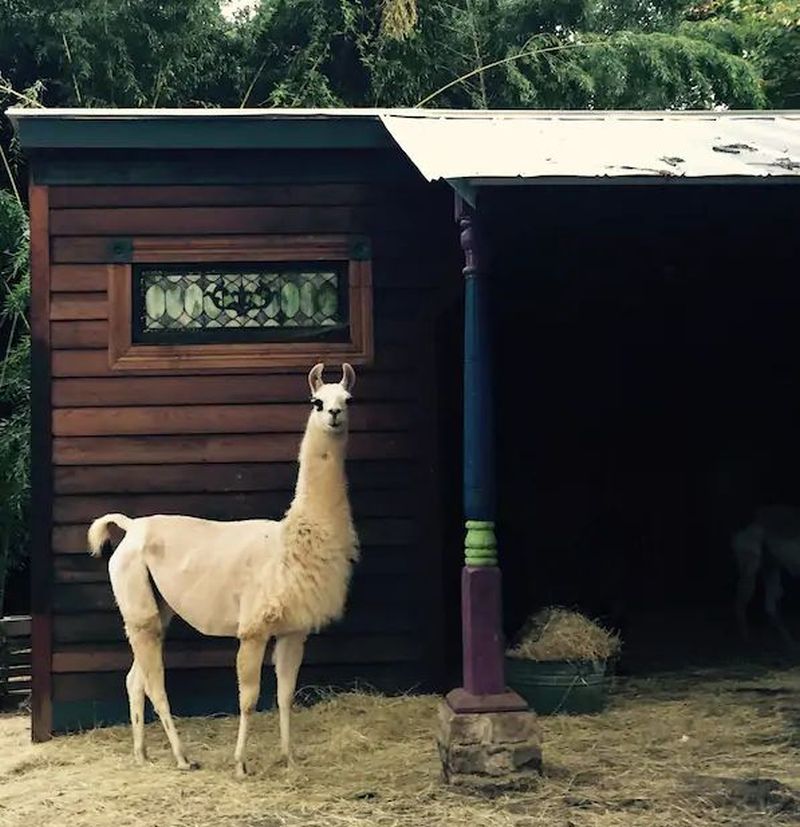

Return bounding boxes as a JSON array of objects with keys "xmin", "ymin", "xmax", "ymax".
[{"xmin": 464, "ymin": 520, "xmax": 498, "ymax": 566}]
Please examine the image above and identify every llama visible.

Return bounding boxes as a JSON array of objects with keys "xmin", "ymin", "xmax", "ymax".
[
  {"xmin": 732, "ymin": 505, "xmax": 800, "ymax": 646},
  {"xmin": 87, "ymin": 363, "xmax": 359, "ymax": 776}
]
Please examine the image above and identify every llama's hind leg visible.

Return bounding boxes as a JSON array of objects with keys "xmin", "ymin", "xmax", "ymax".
[
  {"xmin": 234, "ymin": 634, "xmax": 269, "ymax": 778},
  {"xmin": 127, "ymin": 621, "xmax": 195, "ymax": 770},
  {"xmin": 125, "ymin": 662, "xmax": 147, "ymax": 764},
  {"xmin": 763, "ymin": 560, "xmax": 795, "ymax": 648},
  {"xmin": 125, "ymin": 590, "xmax": 171, "ymax": 764},
  {"xmin": 274, "ymin": 632, "xmax": 307, "ymax": 766},
  {"xmin": 733, "ymin": 539, "xmax": 760, "ymax": 642},
  {"xmin": 111, "ymin": 545, "xmax": 193, "ymax": 770}
]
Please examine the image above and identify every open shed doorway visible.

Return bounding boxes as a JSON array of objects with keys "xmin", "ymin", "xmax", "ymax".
[{"xmin": 482, "ymin": 183, "xmax": 800, "ymax": 673}]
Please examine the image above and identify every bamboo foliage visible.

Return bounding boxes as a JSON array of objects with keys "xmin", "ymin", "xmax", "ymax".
[{"xmin": 381, "ymin": 0, "xmax": 418, "ymax": 40}]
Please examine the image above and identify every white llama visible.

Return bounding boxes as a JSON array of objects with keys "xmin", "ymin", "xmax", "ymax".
[
  {"xmin": 732, "ymin": 505, "xmax": 800, "ymax": 646},
  {"xmin": 87, "ymin": 363, "xmax": 359, "ymax": 776}
]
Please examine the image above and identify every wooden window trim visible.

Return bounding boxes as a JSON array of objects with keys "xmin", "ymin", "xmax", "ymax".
[{"xmin": 108, "ymin": 235, "xmax": 373, "ymax": 372}]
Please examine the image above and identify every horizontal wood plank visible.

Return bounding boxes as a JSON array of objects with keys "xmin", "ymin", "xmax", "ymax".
[
  {"xmin": 49, "ymin": 316, "xmax": 415, "ymax": 352},
  {"xmin": 49, "ymin": 293, "xmax": 107, "ymax": 321},
  {"xmin": 52, "ymin": 633, "xmax": 419, "ymax": 672},
  {"xmin": 52, "ymin": 372, "xmax": 412, "ymax": 407},
  {"xmin": 53, "ymin": 489, "xmax": 415, "ymax": 522},
  {"xmin": 47, "ymin": 250, "xmax": 452, "ymax": 292},
  {"xmin": 53, "ymin": 560, "xmax": 109, "ymax": 584},
  {"xmin": 52, "ymin": 403, "xmax": 413, "ymax": 436},
  {"xmin": 52, "ymin": 662, "xmax": 428, "ymax": 704},
  {"xmin": 51, "ymin": 233, "xmax": 441, "ymax": 264},
  {"xmin": 52, "ymin": 345, "xmax": 411, "ymax": 377},
  {"xmin": 52, "ymin": 574, "xmax": 414, "ymax": 614},
  {"xmin": 54, "ymin": 460, "xmax": 416, "ymax": 494},
  {"xmin": 53, "ymin": 432, "xmax": 415, "ymax": 465},
  {"xmin": 52, "ymin": 603, "xmax": 418, "ymax": 644},
  {"xmin": 48, "ymin": 184, "xmax": 397, "ymax": 209},
  {"xmin": 51, "ymin": 321, "xmax": 108, "ymax": 349},
  {"xmin": 50, "ymin": 206, "xmax": 375, "ymax": 236},
  {"xmin": 47, "ymin": 258, "xmax": 451, "ymax": 299},
  {"xmin": 50, "ymin": 265, "xmax": 109, "ymax": 292},
  {"xmin": 53, "ymin": 517, "xmax": 416, "ymax": 554},
  {"xmin": 54, "ymin": 543, "xmax": 416, "ymax": 585}
]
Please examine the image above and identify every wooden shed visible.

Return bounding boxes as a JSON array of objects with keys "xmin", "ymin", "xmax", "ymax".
[
  {"xmin": 10, "ymin": 108, "xmax": 466, "ymax": 739},
  {"xmin": 10, "ymin": 108, "xmax": 800, "ymax": 743}
]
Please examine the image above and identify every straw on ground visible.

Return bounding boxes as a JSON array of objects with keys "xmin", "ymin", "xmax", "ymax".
[{"xmin": 1, "ymin": 668, "xmax": 800, "ymax": 827}]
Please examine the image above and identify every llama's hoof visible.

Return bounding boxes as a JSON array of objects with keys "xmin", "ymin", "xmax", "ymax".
[
  {"xmin": 177, "ymin": 759, "xmax": 200, "ymax": 771},
  {"xmin": 235, "ymin": 761, "xmax": 248, "ymax": 779},
  {"xmin": 133, "ymin": 750, "xmax": 148, "ymax": 766}
]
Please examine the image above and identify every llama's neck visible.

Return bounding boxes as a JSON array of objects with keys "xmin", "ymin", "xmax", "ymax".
[{"xmin": 286, "ymin": 420, "xmax": 351, "ymax": 524}]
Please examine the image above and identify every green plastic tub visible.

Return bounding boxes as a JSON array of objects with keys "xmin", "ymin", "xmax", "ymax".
[{"xmin": 505, "ymin": 657, "xmax": 612, "ymax": 715}]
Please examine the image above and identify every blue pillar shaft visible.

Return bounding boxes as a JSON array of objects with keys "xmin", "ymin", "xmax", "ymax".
[{"xmin": 464, "ymin": 272, "xmax": 496, "ymax": 521}]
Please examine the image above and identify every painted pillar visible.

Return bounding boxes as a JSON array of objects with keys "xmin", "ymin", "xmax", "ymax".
[{"xmin": 449, "ymin": 196, "xmax": 526, "ymax": 712}]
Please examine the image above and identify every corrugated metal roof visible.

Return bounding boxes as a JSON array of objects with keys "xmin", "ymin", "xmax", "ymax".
[{"xmin": 380, "ymin": 111, "xmax": 800, "ymax": 184}]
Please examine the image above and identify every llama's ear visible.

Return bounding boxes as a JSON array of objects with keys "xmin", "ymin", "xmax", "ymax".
[
  {"xmin": 308, "ymin": 363, "xmax": 325, "ymax": 394},
  {"xmin": 341, "ymin": 363, "xmax": 356, "ymax": 392}
]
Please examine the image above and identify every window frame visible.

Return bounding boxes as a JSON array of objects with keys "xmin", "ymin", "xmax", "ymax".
[{"xmin": 108, "ymin": 235, "xmax": 373, "ymax": 372}]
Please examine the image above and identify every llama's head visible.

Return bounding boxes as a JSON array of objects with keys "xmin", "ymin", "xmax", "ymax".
[{"xmin": 307, "ymin": 362, "xmax": 356, "ymax": 436}]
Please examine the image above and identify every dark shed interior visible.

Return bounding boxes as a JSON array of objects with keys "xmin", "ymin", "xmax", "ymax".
[{"xmin": 476, "ymin": 183, "xmax": 800, "ymax": 668}]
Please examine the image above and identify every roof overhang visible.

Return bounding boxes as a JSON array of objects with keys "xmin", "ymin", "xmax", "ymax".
[
  {"xmin": 9, "ymin": 108, "xmax": 800, "ymax": 204},
  {"xmin": 380, "ymin": 111, "xmax": 800, "ymax": 206}
]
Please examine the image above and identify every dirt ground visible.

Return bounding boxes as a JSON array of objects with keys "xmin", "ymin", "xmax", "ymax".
[{"xmin": 2, "ymin": 666, "xmax": 800, "ymax": 827}]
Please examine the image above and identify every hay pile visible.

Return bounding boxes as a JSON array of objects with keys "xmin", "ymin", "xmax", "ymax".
[
  {"xmin": 2, "ymin": 669, "xmax": 800, "ymax": 827},
  {"xmin": 507, "ymin": 607, "xmax": 622, "ymax": 662}
]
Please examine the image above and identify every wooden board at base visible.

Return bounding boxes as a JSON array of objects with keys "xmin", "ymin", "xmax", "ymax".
[{"xmin": 50, "ymin": 660, "xmax": 431, "ymax": 733}]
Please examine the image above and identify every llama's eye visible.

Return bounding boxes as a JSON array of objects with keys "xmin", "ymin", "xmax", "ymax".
[{"xmin": 311, "ymin": 398, "xmax": 324, "ymax": 411}]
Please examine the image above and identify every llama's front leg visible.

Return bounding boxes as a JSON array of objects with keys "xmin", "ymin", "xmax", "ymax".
[
  {"xmin": 127, "ymin": 622, "xmax": 195, "ymax": 770},
  {"xmin": 735, "ymin": 562, "xmax": 758, "ymax": 642},
  {"xmin": 734, "ymin": 546, "xmax": 760, "ymax": 642},
  {"xmin": 125, "ymin": 662, "xmax": 147, "ymax": 764},
  {"xmin": 234, "ymin": 634, "xmax": 269, "ymax": 778},
  {"xmin": 274, "ymin": 632, "xmax": 307, "ymax": 766}
]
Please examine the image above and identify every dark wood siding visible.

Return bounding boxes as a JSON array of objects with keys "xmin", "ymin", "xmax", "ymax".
[{"xmin": 43, "ymin": 179, "xmax": 457, "ymax": 731}]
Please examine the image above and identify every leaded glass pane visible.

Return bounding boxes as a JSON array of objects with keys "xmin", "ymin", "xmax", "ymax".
[{"xmin": 132, "ymin": 263, "xmax": 349, "ymax": 344}]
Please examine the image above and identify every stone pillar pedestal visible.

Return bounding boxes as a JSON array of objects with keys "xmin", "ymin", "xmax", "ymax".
[{"xmin": 437, "ymin": 699, "xmax": 542, "ymax": 791}]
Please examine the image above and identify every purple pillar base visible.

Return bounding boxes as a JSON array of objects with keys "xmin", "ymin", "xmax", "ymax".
[
  {"xmin": 462, "ymin": 565, "xmax": 504, "ymax": 694},
  {"xmin": 450, "ymin": 565, "xmax": 528, "ymax": 714},
  {"xmin": 446, "ymin": 687, "xmax": 527, "ymax": 714}
]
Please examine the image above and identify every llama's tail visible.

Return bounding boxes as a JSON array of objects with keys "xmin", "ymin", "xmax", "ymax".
[{"xmin": 87, "ymin": 513, "xmax": 133, "ymax": 558}]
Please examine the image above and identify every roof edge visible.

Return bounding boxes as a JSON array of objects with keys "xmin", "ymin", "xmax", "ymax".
[
  {"xmin": 10, "ymin": 106, "xmax": 800, "ymax": 152},
  {"xmin": 9, "ymin": 106, "xmax": 800, "ymax": 119},
  {"xmin": 7, "ymin": 108, "xmax": 394, "ymax": 151}
]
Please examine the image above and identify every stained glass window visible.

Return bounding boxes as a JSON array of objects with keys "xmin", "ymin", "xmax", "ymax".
[{"xmin": 132, "ymin": 263, "xmax": 349, "ymax": 344}]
